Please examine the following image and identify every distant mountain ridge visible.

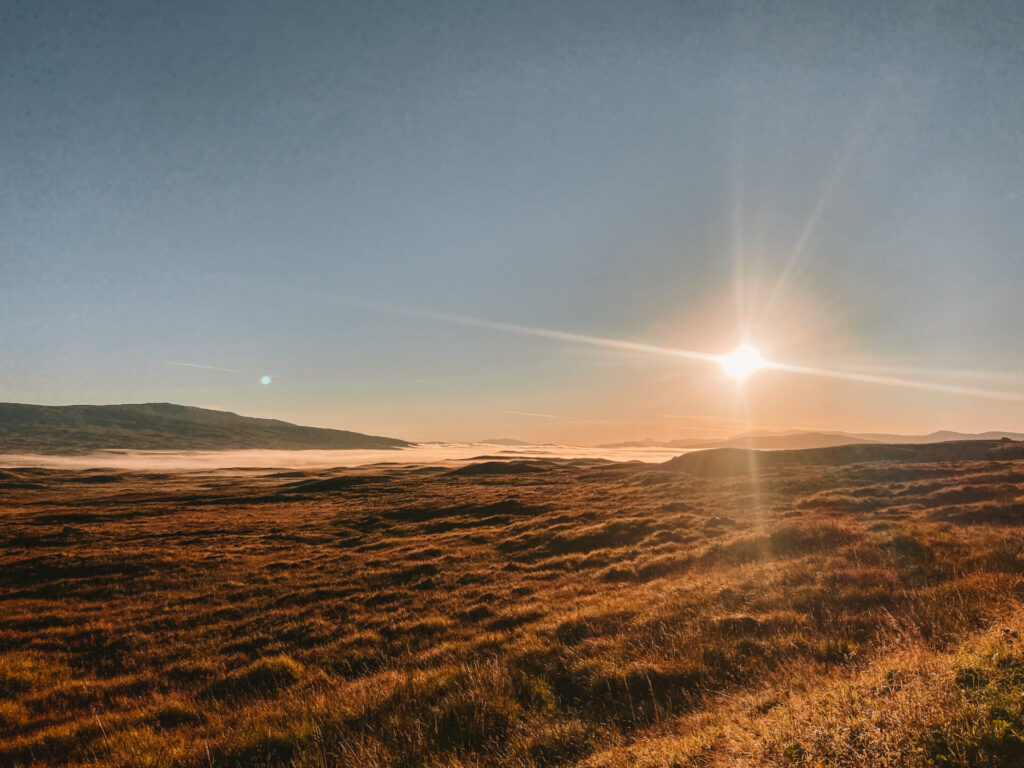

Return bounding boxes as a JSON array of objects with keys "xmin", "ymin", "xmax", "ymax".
[
  {"xmin": 855, "ymin": 430, "xmax": 1024, "ymax": 444},
  {"xmin": 0, "ymin": 403, "xmax": 411, "ymax": 454},
  {"xmin": 599, "ymin": 429, "xmax": 1024, "ymax": 451},
  {"xmin": 663, "ymin": 439, "xmax": 1024, "ymax": 476}
]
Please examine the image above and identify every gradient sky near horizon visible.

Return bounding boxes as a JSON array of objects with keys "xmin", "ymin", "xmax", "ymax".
[{"xmin": 4, "ymin": 0, "xmax": 1024, "ymax": 444}]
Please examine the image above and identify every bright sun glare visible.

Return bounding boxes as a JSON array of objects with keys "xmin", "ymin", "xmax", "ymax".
[{"xmin": 719, "ymin": 344, "xmax": 766, "ymax": 381}]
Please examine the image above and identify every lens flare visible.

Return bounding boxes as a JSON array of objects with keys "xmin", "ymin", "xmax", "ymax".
[{"xmin": 719, "ymin": 345, "xmax": 766, "ymax": 380}]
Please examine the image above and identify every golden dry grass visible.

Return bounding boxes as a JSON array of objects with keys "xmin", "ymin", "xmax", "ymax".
[{"xmin": 2, "ymin": 455, "xmax": 1024, "ymax": 766}]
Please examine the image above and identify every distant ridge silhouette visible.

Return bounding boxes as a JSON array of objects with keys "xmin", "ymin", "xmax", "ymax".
[
  {"xmin": 600, "ymin": 429, "xmax": 1024, "ymax": 451},
  {"xmin": 663, "ymin": 439, "xmax": 1024, "ymax": 476},
  {"xmin": 0, "ymin": 402, "xmax": 411, "ymax": 454}
]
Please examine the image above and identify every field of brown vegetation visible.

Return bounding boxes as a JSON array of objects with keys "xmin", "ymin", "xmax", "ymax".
[{"xmin": 3, "ymin": 447, "xmax": 1024, "ymax": 767}]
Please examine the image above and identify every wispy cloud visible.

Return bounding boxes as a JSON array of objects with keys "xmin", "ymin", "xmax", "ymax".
[
  {"xmin": 504, "ymin": 409, "xmax": 559, "ymax": 420},
  {"xmin": 166, "ymin": 361, "xmax": 246, "ymax": 374}
]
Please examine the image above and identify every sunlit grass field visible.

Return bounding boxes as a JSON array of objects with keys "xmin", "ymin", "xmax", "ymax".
[{"xmin": 2, "ymin": 454, "xmax": 1024, "ymax": 766}]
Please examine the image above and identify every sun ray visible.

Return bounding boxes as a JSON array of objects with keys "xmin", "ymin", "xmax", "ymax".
[
  {"xmin": 756, "ymin": 76, "xmax": 900, "ymax": 328},
  {"xmin": 356, "ymin": 300, "xmax": 722, "ymax": 363},
  {"xmin": 351, "ymin": 297, "xmax": 1024, "ymax": 407},
  {"xmin": 767, "ymin": 361, "xmax": 1024, "ymax": 404}
]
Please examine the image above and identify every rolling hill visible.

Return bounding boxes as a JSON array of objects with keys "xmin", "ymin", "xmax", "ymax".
[
  {"xmin": 599, "ymin": 431, "xmax": 877, "ymax": 450},
  {"xmin": 601, "ymin": 429, "xmax": 1024, "ymax": 451},
  {"xmin": 0, "ymin": 402, "xmax": 411, "ymax": 454},
  {"xmin": 663, "ymin": 438, "xmax": 1024, "ymax": 476}
]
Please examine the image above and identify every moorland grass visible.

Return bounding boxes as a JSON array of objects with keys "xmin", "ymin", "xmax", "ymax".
[{"xmin": 1, "ymin": 458, "xmax": 1024, "ymax": 766}]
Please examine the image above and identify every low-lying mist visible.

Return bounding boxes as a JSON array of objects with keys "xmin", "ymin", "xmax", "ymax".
[{"xmin": 0, "ymin": 443, "xmax": 689, "ymax": 471}]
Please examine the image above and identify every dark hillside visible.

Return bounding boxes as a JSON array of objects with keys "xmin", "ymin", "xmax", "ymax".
[
  {"xmin": 664, "ymin": 439, "xmax": 1024, "ymax": 476},
  {"xmin": 0, "ymin": 402, "xmax": 410, "ymax": 453}
]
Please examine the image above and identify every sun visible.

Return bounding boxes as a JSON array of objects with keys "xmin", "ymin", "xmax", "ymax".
[{"xmin": 719, "ymin": 344, "xmax": 766, "ymax": 381}]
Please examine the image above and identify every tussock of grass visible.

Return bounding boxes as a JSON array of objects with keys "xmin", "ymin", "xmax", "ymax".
[
  {"xmin": 213, "ymin": 654, "xmax": 304, "ymax": 698},
  {"xmin": 0, "ymin": 701, "xmax": 29, "ymax": 733}
]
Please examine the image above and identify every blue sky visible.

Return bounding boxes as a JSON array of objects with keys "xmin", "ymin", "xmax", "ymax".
[{"xmin": 3, "ymin": 1, "xmax": 1024, "ymax": 443}]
